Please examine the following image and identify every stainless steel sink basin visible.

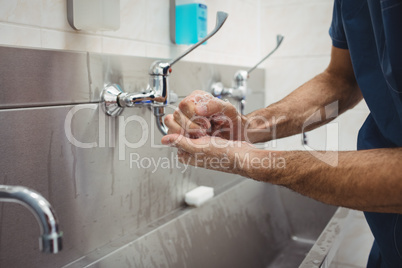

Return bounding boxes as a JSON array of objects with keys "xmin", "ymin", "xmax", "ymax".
[{"xmin": 63, "ymin": 179, "xmax": 341, "ymax": 268}]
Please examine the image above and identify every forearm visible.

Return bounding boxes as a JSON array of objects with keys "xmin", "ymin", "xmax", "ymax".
[
  {"xmin": 246, "ymin": 148, "xmax": 402, "ymax": 213},
  {"xmin": 245, "ymin": 70, "xmax": 362, "ymax": 143}
]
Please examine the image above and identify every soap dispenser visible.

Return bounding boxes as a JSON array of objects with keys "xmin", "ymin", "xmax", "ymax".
[{"xmin": 170, "ymin": 0, "xmax": 208, "ymax": 45}]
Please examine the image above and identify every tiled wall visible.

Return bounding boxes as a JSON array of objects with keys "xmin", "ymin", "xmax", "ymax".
[
  {"xmin": 0, "ymin": 0, "xmax": 262, "ymax": 66},
  {"xmin": 0, "ymin": 0, "xmax": 369, "ymax": 150}
]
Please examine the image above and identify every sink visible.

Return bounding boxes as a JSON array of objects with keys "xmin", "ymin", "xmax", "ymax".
[{"xmin": 63, "ymin": 179, "xmax": 344, "ymax": 268}]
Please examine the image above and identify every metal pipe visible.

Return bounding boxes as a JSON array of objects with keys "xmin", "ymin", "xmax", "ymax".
[
  {"xmin": 238, "ymin": 99, "xmax": 246, "ymax": 115},
  {"xmin": 153, "ymin": 107, "xmax": 169, "ymax": 136},
  {"xmin": 0, "ymin": 185, "xmax": 63, "ymax": 253}
]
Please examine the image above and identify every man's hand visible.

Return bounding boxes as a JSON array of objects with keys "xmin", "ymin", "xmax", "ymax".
[
  {"xmin": 161, "ymin": 133, "xmax": 258, "ymax": 177},
  {"xmin": 164, "ymin": 90, "xmax": 249, "ymax": 141}
]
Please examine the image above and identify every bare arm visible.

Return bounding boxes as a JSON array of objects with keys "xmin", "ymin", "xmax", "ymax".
[
  {"xmin": 246, "ymin": 46, "xmax": 363, "ymax": 143},
  {"xmin": 165, "ymin": 46, "xmax": 362, "ymax": 143},
  {"xmin": 251, "ymin": 149, "xmax": 402, "ymax": 214}
]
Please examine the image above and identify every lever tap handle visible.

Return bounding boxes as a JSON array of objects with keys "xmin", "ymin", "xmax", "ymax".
[
  {"xmin": 168, "ymin": 11, "xmax": 228, "ymax": 67},
  {"xmin": 247, "ymin": 34, "xmax": 284, "ymax": 75}
]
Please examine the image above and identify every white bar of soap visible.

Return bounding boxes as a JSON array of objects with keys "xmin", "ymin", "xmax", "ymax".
[{"xmin": 184, "ymin": 186, "xmax": 214, "ymax": 207}]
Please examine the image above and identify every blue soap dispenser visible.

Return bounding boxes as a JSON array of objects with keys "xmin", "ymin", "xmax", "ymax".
[{"xmin": 170, "ymin": 0, "xmax": 208, "ymax": 45}]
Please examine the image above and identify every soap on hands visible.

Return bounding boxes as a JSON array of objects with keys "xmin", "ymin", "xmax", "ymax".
[
  {"xmin": 170, "ymin": 91, "xmax": 241, "ymax": 140},
  {"xmin": 184, "ymin": 186, "xmax": 214, "ymax": 207}
]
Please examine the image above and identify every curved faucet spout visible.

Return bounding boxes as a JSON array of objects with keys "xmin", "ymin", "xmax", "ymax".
[
  {"xmin": 153, "ymin": 107, "xmax": 169, "ymax": 135},
  {"xmin": 0, "ymin": 185, "xmax": 63, "ymax": 254}
]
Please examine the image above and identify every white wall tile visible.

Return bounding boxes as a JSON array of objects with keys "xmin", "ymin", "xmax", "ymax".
[
  {"xmin": 0, "ymin": 0, "xmax": 42, "ymax": 26},
  {"xmin": 40, "ymin": 0, "xmax": 71, "ymax": 31},
  {"xmin": 261, "ymin": 2, "xmax": 333, "ymax": 58},
  {"xmin": 261, "ymin": 0, "xmax": 333, "ymax": 8},
  {"xmin": 102, "ymin": 36, "xmax": 147, "ymax": 57},
  {"xmin": 103, "ymin": 0, "xmax": 148, "ymax": 42},
  {"xmin": 204, "ymin": 0, "xmax": 231, "ymax": 53},
  {"xmin": 147, "ymin": 0, "xmax": 171, "ymax": 45},
  {"xmin": 265, "ymin": 56, "xmax": 331, "ymax": 105},
  {"xmin": 41, "ymin": 29, "xmax": 102, "ymax": 53},
  {"xmin": 267, "ymin": 134, "xmax": 305, "ymax": 151},
  {"xmin": 145, "ymin": 43, "xmax": 172, "ymax": 60},
  {"xmin": 0, "ymin": 23, "xmax": 41, "ymax": 48},
  {"xmin": 330, "ymin": 211, "xmax": 373, "ymax": 268},
  {"xmin": 207, "ymin": 0, "xmax": 260, "ymax": 59},
  {"xmin": 337, "ymin": 109, "xmax": 369, "ymax": 151},
  {"xmin": 354, "ymin": 98, "xmax": 369, "ymax": 112}
]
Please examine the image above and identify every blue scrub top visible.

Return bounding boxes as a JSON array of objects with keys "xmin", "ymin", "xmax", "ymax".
[{"xmin": 330, "ymin": 0, "xmax": 402, "ymax": 267}]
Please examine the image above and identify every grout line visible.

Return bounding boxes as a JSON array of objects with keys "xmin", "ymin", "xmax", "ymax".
[
  {"xmin": 101, "ymin": 31, "xmax": 104, "ymax": 53},
  {"xmin": 257, "ymin": 0, "xmax": 262, "ymax": 59},
  {"xmin": 0, "ymin": 21, "xmax": 76, "ymax": 34},
  {"xmin": 1, "ymin": 20, "xmax": 292, "ymax": 55},
  {"xmin": 0, "ymin": 21, "xmax": 169, "ymax": 49},
  {"xmin": 261, "ymin": 1, "xmax": 332, "ymax": 8},
  {"xmin": 0, "ymin": 20, "xmax": 189, "ymax": 48},
  {"xmin": 270, "ymin": 54, "xmax": 331, "ymax": 60}
]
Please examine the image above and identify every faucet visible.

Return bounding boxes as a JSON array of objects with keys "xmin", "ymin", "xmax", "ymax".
[
  {"xmin": 211, "ymin": 34, "xmax": 284, "ymax": 114},
  {"xmin": 0, "ymin": 185, "xmax": 63, "ymax": 253},
  {"xmin": 101, "ymin": 11, "xmax": 229, "ymax": 135}
]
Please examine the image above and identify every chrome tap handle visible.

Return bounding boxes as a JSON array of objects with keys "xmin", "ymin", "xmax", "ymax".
[
  {"xmin": 247, "ymin": 34, "xmax": 284, "ymax": 75},
  {"xmin": 168, "ymin": 11, "xmax": 228, "ymax": 67}
]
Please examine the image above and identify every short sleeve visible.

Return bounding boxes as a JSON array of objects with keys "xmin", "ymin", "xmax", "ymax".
[{"xmin": 329, "ymin": 0, "xmax": 348, "ymax": 49}]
